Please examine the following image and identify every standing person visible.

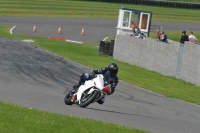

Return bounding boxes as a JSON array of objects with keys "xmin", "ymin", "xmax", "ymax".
[
  {"xmin": 160, "ymin": 31, "xmax": 168, "ymax": 43},
  {"xmin": 189, "ymin": 31, "xmax": 198, "ymax": 43},
  {"xmin": 72, "ymin": 63, "xmax": 119, "ymax": 105},
  {"xmin": 180, "ymin": 31, "xmax": 189, "ymax": 44}
]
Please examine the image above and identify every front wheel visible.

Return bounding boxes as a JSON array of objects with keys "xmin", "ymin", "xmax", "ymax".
[
  {"xmin": 80, "ymin": 90, "xmax": 99, "ymax": 108},
  {"xmin": 64, "ymin": 91, "xmax": 74, "ymax": 105}
]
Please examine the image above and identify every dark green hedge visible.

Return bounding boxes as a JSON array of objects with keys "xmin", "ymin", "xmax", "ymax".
[{"xmin": 78, "ymin": 0, "xmax": 200, "ymax": 9}]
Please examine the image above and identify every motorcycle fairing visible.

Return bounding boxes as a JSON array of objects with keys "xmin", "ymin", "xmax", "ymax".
[
  {"xmin": 76, "ymin": 80, "xmax": 95, "ymax": 104},
  {"xmin": 102, "ymin": 85, "xmax": 111, "ymax": 94}
]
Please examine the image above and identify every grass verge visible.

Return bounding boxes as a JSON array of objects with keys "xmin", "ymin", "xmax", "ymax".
[
  {"xmin": 1, "ymin": 25, "xmax": 200, "ymax": 106},
  {"xmin": 0, "ymin": 102, "xmax": 149, "ymax": 133},
  {"xmin": 0, "ymin": 0, "xmax": 200, "ymax": 22}
]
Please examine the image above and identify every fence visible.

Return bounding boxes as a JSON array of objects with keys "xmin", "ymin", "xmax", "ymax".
[{"xmin": 113, "ymin": 35, "xmax": 200, "ymax": 86}]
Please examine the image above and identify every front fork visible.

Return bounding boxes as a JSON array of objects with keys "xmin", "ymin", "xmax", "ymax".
[{"xmin": 93, "ymin": 90, "xmax": 106, "ymax": 103}]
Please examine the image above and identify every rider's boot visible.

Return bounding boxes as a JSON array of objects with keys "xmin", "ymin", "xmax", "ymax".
[
  {"xmin": 97, "ymin": 96, "xmax": 105, "ymax": 105},
  {"xmin": 72, "ymin": 77, "xmax": 86, "ymax": 94},
  {"xmin": 70, "ymin": 89, "xmax": 76, "ymax": 95}
]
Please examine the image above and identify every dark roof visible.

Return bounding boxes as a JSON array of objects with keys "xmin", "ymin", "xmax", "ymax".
[{"xmin": 121, "ymin": 8, "xmax": 152, "ymax": 14}]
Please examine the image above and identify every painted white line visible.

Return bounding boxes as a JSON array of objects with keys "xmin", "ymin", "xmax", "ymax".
[
  {"xmin": 48, "ymin": 36, "xmax": 89, "ymax": 44},
  {"xmin": 10, "ymin": 26, "xmax": 16, "ymax": 34},
  {"xmin": 65, "ymin": 39, "xmax": 82, "ymax": 44},
  {"xmin": 103, "ymin": 37, "xmax": 108, "ymax": 41},
  {"xmin": 22, "ymin": 40, "xmax": 34, "ymax": 43}
]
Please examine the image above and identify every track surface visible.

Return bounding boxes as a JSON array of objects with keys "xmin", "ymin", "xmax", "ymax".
[{"xmin": 0, "ymin": 17, "xmax": 200, "ymax": 133}]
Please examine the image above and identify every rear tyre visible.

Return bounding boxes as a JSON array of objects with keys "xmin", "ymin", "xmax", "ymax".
[
  {"xmin": 64, "ymin": 92, "xmax": 73, "ymax": 105},
  {"xmin": 80, "ymin": 90, "xmax": 99, "ymax": 108}
]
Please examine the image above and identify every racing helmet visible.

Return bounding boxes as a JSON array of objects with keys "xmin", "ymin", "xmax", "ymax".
[{"xmin": 108, "ymin": 63, "xmax": 118, "ymax": 75}]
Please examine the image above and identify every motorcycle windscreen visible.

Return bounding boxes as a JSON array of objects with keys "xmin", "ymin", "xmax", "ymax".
[
  {"xmin": 93, "ymin": 75, "xmax": 104, "ymax": 89},
  {"xmin": 102, "ymin": 85, "xmax": 111, "ymax": 94}
]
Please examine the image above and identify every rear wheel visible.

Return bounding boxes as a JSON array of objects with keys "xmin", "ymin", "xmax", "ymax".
[
  {"xmin": 64, "ymin": 91, "xmax": 73, "ymax": 105},
  {"xmin": 80, "ymin": 90, "xmax": 99, "ymax": 108}
]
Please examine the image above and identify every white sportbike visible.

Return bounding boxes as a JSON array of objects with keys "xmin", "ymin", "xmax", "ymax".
[{"xmin": 64, "ymin": 74, "xmax": 111, "ymax": 108}]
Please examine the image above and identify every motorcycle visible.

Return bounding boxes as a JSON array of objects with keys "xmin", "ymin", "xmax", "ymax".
[{"xmin": 64, "ymin": 73, "xmax": 111, "ymax": 108}]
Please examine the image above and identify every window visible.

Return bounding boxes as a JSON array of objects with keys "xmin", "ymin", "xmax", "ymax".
[
  {"xmin": 116, "ymin": 8, "xmax": 152, "ymax": 37},
  {"xmin": 131, "ymin": 12, "xmax": 140, "ymax": 28},
  {"xmin": 139, "ymin": 13, "xmax": 150, "ymax": 31},
  {"xmin": 122, "ymin": 11, "xmax": 131, "ymax": 28}
]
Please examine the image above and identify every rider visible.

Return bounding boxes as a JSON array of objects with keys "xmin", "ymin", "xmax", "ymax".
[{"xmin": 72, "ymin": 63, "xmax": 119, "ymax": 104}]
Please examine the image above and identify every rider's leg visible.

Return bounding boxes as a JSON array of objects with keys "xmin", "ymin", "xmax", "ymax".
[
  {"xmin": 73, "ymin": 73, "xmax": 90, "ymax": 91},
  {"xmin": 73, "ymin": 80, "xmax": 83, "ymax": 91},
  {"xmin": 97, "ymin": 96, "xmax": 105, "ymax": 105}
]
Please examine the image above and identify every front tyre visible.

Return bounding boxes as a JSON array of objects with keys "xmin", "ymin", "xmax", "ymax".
[
  {"xmin": 80, "ymin": 90, "xmax": 99, "ymax": 108},
  {"xmin": 64, "ymin": 92, "xmax": 73, "ymax": 105}
]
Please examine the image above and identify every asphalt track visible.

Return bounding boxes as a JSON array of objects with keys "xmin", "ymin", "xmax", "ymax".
[{"xmin": 0, "ymin": 17, "xmax": 200, "ymax": 133}]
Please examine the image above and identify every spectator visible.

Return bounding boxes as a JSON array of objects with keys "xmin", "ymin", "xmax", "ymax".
[
  {"xmin": 134, "ymin": 28, "xmax": 141, "ymax": 36},
  {"xmin": 180, "ymin": 31, "xmax": 189, "ymax": 44},
  {"xmin": 130, "ymin": 21, "xmax": 137, "ymax": 29},
  {"xmin": 189, "ymin": 31, "xmax": 198, "ymax": 43},
  {"xmin": 131, "ymin": 21, "xmax": 139, "ymax": 35},
  {"xmin": 156, "ymin": 30, "xmax": 160, "ymax": 41},
  {"xmin": 160, "ymin": 31, "xmax": 168, "ymax": 43}
]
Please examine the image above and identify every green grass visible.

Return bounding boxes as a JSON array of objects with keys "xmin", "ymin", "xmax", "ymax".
[
  {"xmin": 105, "ymin": 36, "xmax": 115, "ymax": 42},
  {"xmin": 0, "ymin": 102, "xmax": 149, "ymax": 133},
  {"xmin": 1, "ymin": 25, "xmax": 200, "ymax": 106},
  {"xmin": 0, "ymin": 0, "xmax": 200, "ymax": 22}
]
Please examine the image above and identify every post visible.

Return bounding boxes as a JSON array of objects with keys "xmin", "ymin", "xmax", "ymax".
[
  {"xmin": 159, "ymin": 26, "xmax": 162, "ymax": 32},
  {"xmin": 176, "ymin": 43, "xmax": 184, "ymax": 79}
]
